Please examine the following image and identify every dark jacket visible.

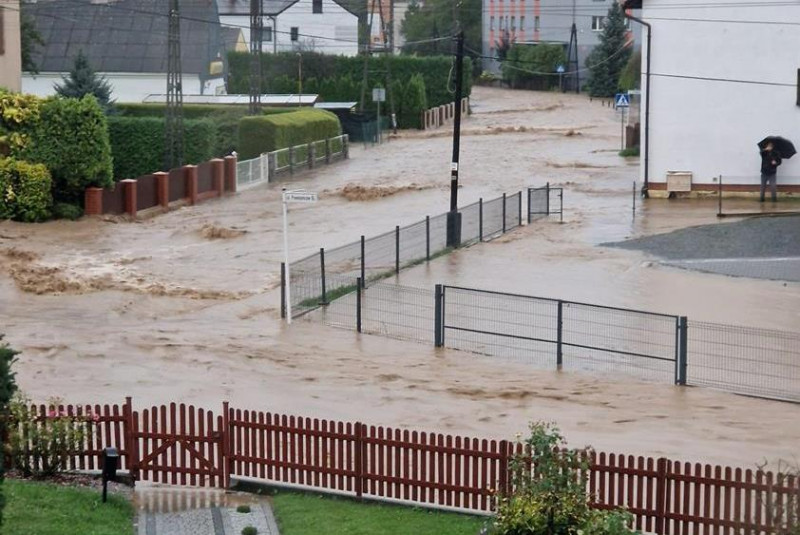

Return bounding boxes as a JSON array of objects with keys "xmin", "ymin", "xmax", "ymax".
[{"xmin": 761, "ymin": 149, "xmax": 782, "ymax": 175}]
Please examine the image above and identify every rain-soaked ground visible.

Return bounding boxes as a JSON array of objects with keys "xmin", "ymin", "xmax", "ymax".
[{"xmin": 2, "ymin": 87, "xmax": 799, "ymax": 469}]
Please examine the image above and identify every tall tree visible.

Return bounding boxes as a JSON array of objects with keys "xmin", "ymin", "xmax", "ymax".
[
  {"xmin": 400, "ymin": 0, "xmax": 481, "ymax": 60},
  {"xmin": 586, "ymin": 2, "xmax": 632, "ymax": 97},
  {"xmin": 54, "ymin": 51, "xmax": 114, "ymax": 110},
  {"xmin": 20, "ymin": 9, "xmax": 45, "ymax": 73}
]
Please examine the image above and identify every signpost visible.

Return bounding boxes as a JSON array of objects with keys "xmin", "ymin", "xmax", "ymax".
[
  {"xmin": 556, "ymin": 64, "xmax": 565, "ymax": 92},
  {"xmin": 372, "ymin": 87, "xmax": 386, "ymax": 144},
  {"xmin": 615, "ymin": 93, "xmax": 630, "ymax": 151},
  {"xmin": 282, "ymin": 188, "xmax": 318, "ymax": 324}
]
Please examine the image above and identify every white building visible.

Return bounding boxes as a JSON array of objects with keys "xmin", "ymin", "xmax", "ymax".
[
  {"xmin": 218, "ymin": 0, "xmax": 359, "ymax": 56},
  {"xmin": 21, "ymin": 0, "xmax": 231, "ymax": 103},
  {"xmin": 626, "ymin": 0, "xmax": 800, "ymax": 195}
]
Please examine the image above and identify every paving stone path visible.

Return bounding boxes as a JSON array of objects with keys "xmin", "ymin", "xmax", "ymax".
[{"xmin": 138, "ymin": 501, "xmax": 280, "ymax": 535}]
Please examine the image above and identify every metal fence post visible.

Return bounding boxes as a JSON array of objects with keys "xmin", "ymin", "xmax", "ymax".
[
  {"xmin": 517, "ymin": 191, "xmax": 522, "ymax": 227},
  {"xmin": 502, "ymin": 193, "xmax": 507, "ymax": 233},
  {"xmin": 356, "ymin": 277, "xmax": 362, "ymax": 333},
  {"xmin": 479, "ymin": 198, "xmax": 483, "ymax": 242},
  {"xmin": 280, "ymin": 262, "xmax": 286, "ymax": 319},
  {"xmin": 527, "ymin": 188, "xmax": 532, "ymax": 224},
  {"xmin": 426, "ymin": 216, "xmax": 431, "ymax": 260},
  {"xmin": 395, "ymin": 225, "xmax": 400, "ymax": 274},
  {"xmin": 289, "ymin": 146, "xmax": 294, "ymax": 175},
  {"xmin": 633, "ymin": 181, "xmax": 636, "ymax": 216},
  {"xmin": 325, "ymin": 138, "xmax": 331, "ymax": 164},
  {"xmin": 360, "ymin": 235, "xmax": 366, "ymax": 288},
  {"xmin": 546, "ymin": 182, "xmax": 551, "ymax": 216},
  {"xmin": 434, "ymin": 284, "xmax": 444, "ymax": 347},
  {"xmin": 319, "ymin": 248, "xmax": 327, "ymax": 305},
  {"xmin": 677, "ymin": 316, "xmax": 688, "ymax": 385},
  {"xmin": 559, "ymin": 188, "xmax": 564, "ymax": 223},
  {"xmin": 718, "ymin": 175, "xmax": 723, "ymax": 217},
  {"xmin": 557, "ymin": 300, "xmax": 564, "ymax": 370}
]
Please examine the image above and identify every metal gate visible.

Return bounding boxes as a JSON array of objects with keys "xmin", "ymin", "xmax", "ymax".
[
  {"xmin": 528, "ymin": 184, "xmax": 563, "ymax": 222},
  {"xmin": 130, "ymin": 403, "xmax": 226, "ymax": 487}
]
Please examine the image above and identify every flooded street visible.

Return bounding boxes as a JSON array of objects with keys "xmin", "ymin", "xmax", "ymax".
[{"xmin": 2, "ymin": 87, "xmax": 799, "ymax": 469}]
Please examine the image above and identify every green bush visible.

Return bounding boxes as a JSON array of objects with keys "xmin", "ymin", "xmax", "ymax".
[
  {"xmin": 17, "ymin": 95, "xmax": 113, "ymax": 204},
  {"xmin": 399, "ymin": 74, "xmax": 427, "ymax": 129},
  {"xmin": 226, "ymin": 52, "xmax": 472, "ymax": 122},
  {"xmin": 238, "ymin": 108, "xmax": 341, "ymax": 160},
  {"xmin": 0, "ymin": 91, "xmax": 42, "ymax": 156},
  {"xmin": 0, "ymin": 157, "xmax": 53, "ymax": 222},
  {"xmin": 236, "ymin": 505, "xmax": 252, "ymax": 513},
  {"xmin": 493, "ymin": 422, "xmax": 637, "ymax": 535},
  {"xmin": 502, "ymin": 44, "xmax": 566, "ymax": 90},
  {"xmin": 107, "ymin": 116, "xmax": 217, "ymax": 179},
  {"xmin": 52, "ymin": 202, "xmax": 83, "ymax": 221},
  {"xmin": 0, "ymin": 335, "xmax": 19, "ymax": 527},
  {"xmin": 241, "ymin": 527, "xmax": 258, "ymax": 535}
]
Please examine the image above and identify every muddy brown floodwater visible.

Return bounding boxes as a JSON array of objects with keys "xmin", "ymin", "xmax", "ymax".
[{"xmin": 1, "ymin": 87, "xmax": 798, "ymax": 470}]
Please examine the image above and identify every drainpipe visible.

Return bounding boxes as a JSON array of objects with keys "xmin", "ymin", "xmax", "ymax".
[{"xmin": 625, "ymin": 12, "xmax": 651, "ymax": 198}]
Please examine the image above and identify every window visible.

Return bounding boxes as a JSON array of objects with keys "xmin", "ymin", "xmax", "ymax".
[
  {"xmin": 490, "ymin": 16, "xmax": 494, "ymax": 30},
  {"xmin": 263, "ymin": 26, "xmax": 273, "ymax": 42},
  {"xmin": 534, "ymin": 15, "xmax": 540, "ymax": 31},
  {"xmin": 511, "ymin": 17, "xmax": 515, "ymax": 31},
  {"xmin": 520, "ymin": 16, "xmax": 525, "ymax": 30},
  {"xmin": 290, "ymin": 27, "xmax": 299, "ymax": 41},
  {"xmin": 313, "ymin": 0, "xmax": 322, "ymax": 14},
  {"xmin": 591, "ymin": 16, "xmax": 605, "ymax": 31}
]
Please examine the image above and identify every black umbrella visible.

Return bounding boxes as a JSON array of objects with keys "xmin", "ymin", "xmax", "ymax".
[{"xmin": 758, "ymin": 136, "xmax": 796, "ymax": 159}]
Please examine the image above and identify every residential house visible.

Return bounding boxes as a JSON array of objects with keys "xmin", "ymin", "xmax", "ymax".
[
  {"xmin": 0, "ymin": 0, "xmax": 22, "ymax": 91},
  {"xmin": 21, "ymin": 0, "xmax": 228, "ymax": 102},
  {"xmin": 482, "ymin": 0, "xmax": 637, "ymax": 80},
  {"xmin": 367, "ymin": 0, "xmax": 408, "ymax": 52},
  {"xmin": 217, "ymin": 0, "xmax": 359, "ymax": 56},
  {"xmin": 624, "ymin": 0, "xmax": 800, "ymax": 195}
]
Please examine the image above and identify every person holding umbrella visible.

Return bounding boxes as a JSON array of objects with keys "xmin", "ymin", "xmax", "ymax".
[{"xmin": 758, "ymin": 136, "xmax": 796, "ymax": 202}]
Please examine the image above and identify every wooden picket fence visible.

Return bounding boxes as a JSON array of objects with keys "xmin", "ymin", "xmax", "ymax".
[{"xmin": 7, "ymin": 398, "xmax": 799, "ymax": 534}]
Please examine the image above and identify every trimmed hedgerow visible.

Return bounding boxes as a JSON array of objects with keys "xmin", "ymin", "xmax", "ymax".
[
  {"xmin": 106, "ymin": 116, "xmax": 216, "ymax": 179},
  {"xmin": 237, "ymin": 108, "xmax": 341, "ymax": 160},
  {"xmin": 0, "ymin": 157, "xmax": 53, "ymax": 222}
]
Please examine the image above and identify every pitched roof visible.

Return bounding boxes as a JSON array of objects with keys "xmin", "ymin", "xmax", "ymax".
[
  {"xmin": 216, "ymin": 0, "xmax": 361, "ymax": 17},
  {"xmin": 24, "ymin": 0, "xmax": 224, "ymax": 75}
]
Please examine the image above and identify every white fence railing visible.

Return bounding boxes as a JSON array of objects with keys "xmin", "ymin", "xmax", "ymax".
[{"xmin": 235, "ymin": 134, "xmax": 349, "ymax": 190}]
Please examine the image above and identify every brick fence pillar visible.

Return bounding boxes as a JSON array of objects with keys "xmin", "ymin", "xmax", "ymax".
[
  {"xmin": 121, "ymin": 179, "xmax": 137, "ymax": 217},
  {"xmin": 211, "ymin": 158, "xmax": 225, "ymax": 196},
  {"xmin": 84, "ymin": 187, "xmax": 103, "ymax": 216},
  {"xmin": 154, "ymin": 172, "xmax": 169, "ymax": 208},
  {"xmin": 184, "ymin": 165, "xmax": 198, "ymax": 205},
  {"xmin": 224, "ymin": 155, "xmax": 237, "ymax": 193}
]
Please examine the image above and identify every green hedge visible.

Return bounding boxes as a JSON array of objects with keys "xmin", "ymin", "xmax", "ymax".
[
  {"xmin": 502, "ymin": 44, "xmax": 566, "ymax": 90},
  {"xmin": 16, "ymin": 95, "xmax": 113, "ymax": 204},
  {"xmin": 226, "ymin": 52, "xmax": 472, "ymax": 128},
  {"xmin": 114, "ymin": 104, "xmax": 294, "ymax": 156},
  {"xmin": 0, "ymin": 157, "xmax": 53, "ymax": 222},
  {"xmin": 107, "ymin": 117, "xmax": 217, "ymax": 179},
  {"xmin": 238, "ymin": 109, "xmax": 341, "ymax": 160}
]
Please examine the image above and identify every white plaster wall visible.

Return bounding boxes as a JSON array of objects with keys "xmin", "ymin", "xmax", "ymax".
[
  {"xmin": 221, "ymin": 0, "xmax": 358, "ymax": 57},
  {"xmin": 0, "ymin": 0, "xmax": 22, "ymax": 92},
  {"xmin": 20, "ymin": 73, "xmax": 224, "ymax": 102},
  {"xmin": 640, "ymin": 1, "xmax": 800, "ymax": 185}
]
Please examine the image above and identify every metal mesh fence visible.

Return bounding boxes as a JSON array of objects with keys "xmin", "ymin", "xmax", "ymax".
[
  {"xmin": 560, "ymin": 302, "xmax": 678, "ymax": 382},
  {"xmin": 687, "ymin": 320, "xmax": 800, "ymax": 402},
  {"xmin": 505, "ymin": 192, "xmax": 522, "ymax": 232},
  {"xmin": 285, "ymin": 192, "xmax": 525, "ymax": 317},
  {"xmin": 361, "ymin": 283, "xmax": 435, "ymax": 344},
  {"xmin": 442, "ymin": 286, "xmax": 559, "ymax": 368},
  {"xmin": 528, "ymin": 185, "xmax": 564, "ymax": 223}
]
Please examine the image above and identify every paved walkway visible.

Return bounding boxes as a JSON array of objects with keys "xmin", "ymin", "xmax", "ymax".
[
  {"xmin": 663, "ymin": 256, "xmax": 800, "ymax": 283},
  {"xmin": 137, "ymin": 494, "xmax": 280, "ymax": 535}
]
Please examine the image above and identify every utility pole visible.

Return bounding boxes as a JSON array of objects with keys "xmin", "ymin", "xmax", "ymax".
[
  {"xmin": 165, "ymin": 0, "xmax": 184, "ymax": 170},
  {"xmin": 565, "ymin": 24, "xmax": 579, "ymax": 93},
  {"xmin": 249, "ymin": 0, "xmax": 263, "ymax": 114},
  {"xmin": 446, "ymin": 31, "xmax": 465, "ymax": 248}
]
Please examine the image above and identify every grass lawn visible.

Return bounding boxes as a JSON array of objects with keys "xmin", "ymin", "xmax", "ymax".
[
  {"xmin": 271, "ymin": 491, "xmax": 488, "ymax": 535},
  {"xmin": 3, "ymin": 479, "xmax": 134, "ymax": 535}
]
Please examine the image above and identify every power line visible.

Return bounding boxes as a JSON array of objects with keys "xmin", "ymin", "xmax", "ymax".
[{"xmin": 650, "ymin": 72, "xmax": 796, "ymax": 88}]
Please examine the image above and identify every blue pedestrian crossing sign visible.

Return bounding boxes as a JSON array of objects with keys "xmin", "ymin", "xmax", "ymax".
[
  {"xmin": 615, "ymin": 93, "xmax": 630, "ymax": 108},
  {"xmin": 556, "ymin": 64, "xmax": 565, "ymax": 74}
]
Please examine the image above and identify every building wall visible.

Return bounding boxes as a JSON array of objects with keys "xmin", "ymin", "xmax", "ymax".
[
  {"xmin": 21, "ymin": 72, "xmax": 225, "ymax": 102},
  {"xmin": 221, "ymin": 0, "xmax": 358, "ymax": 57},
  {"xmin": 483, "ymin": 0, "xmax": 635, "ymax": 76},
  {"xmin": 0, "ymin": 0, "xmax": 22, "ymax": 92},
  {"xmin": 639, "ymin": 0, "xmax": 800, "ymax": 187}
]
